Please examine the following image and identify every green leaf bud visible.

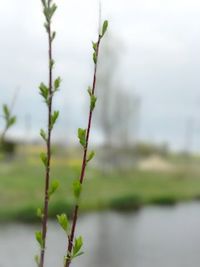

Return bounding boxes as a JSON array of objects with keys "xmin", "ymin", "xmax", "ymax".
[
  {"xmin": 101, "ymin": 20, "xmax": 108, "ymax": 37},
  {"xmin": 73, "ymin": 180, "xmax": 82, "ymax": 199},
  {"xmin": 40, "ymin": 129, "xmax": 47, "ymax": 141},
  {"xmin": 87, "ymin": 86, "xmax": 92, "ymax": 96},
  {"xmin": 72, "ymin": 236, "xmax": 84, "ymax": 258},
  {"xmin": 48, "ymin": 180, "xmax": 59, "ymax": 197},
  {"xmin": 36, "ymin": 208, "xmax": 44, "ymax": 219},
  {"xmin": 90, "ymin": 95, "xmax": 97, "ymax": 111},
  {"xmin": 50, "ymin": 110, "xmax": 59, "ymax": 129},
  {"xmin": 54, "ymin": 77, "xmax": 61, "ymax": 91},
  {"xmin": 87, "ymin": 151, "xmax": 95, "ymax": 163},
  {"xmin": 39, "ymin": 83, "xmax": 49, "ymax": 104},
  {"xmin": 93, "ymin": 52, "xmax": 97, "ymax": 64},
  {"xmin": 35, "ymin": 231, "xmax": 44, "ymax": 248},
  {"xmin": 34, "ymin": 255, "xmax": 40, "ymax": 267},
  {"xmin": 40, "ymin": 152, "xmax": 48, "ymax": 167},
  {"xmin": 51, "ymin": 31, "xmax": 56, "ymax": 41},
  {"xmin": 92, "ymin": 41, "xmax": 97, "ymax": 52},
  {"xmin": 57, "ymin": 213, "xmax": 69, "ymax": 232},
  {"xmin": 78, "ymin": 128, "xmax": 87, "ymax": 148}
]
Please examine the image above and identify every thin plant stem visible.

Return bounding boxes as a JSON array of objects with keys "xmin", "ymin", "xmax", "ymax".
[
  {"xmin": 39, "ymin": 1, "xmax": 54, "ymax": 267},
  {"xmin": 65, "ymin": 35, "xmax": 102, "ymax": 267},
  {"xmin": 36, "ymin": 1, "xmax": 60, "ymax": 266}
]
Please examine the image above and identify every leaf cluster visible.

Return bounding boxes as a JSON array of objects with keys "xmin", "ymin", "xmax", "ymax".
[
  {"xmin": 65, "ymin": 236, "xmax": 84, "ymax": 263},
  {"xmin": 39, "ymin": 77, "xmax": 61, "ymax": 106},
  {"xmin": 92, "ymin": 20, "xmax": 108, "ymax": 64},
  {"xmin": 2, "ymin": 104, "xmax": 16, "ymax": 130},
  {"xmin": 41, "ymin": 0, "xmax": 57, "ymax": 30}
]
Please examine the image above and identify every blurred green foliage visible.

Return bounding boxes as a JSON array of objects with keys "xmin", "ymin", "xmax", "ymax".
[
  {"xmin": 0, "ymin": 152, "xmax": 200, "ymax": 222},
  {"xmin": 0, "ymin": 140, "xmax": 17, "ymax": 158}
]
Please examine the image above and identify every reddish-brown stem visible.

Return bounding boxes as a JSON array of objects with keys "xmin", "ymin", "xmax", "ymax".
[
  {"xmin": 65, "ymin": 36, "xmax": 102, "ymax": 267},
  {"xmin": 40, "ymin": 2, "xmax": 53, "ymax": 267}
]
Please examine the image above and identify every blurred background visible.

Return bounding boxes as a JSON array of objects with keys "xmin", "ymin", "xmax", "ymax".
[{"xmin": 1, "ymin": 0, "xmax": 200, "ymax": 266}]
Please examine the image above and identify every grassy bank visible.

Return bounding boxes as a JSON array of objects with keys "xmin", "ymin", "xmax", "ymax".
[{"xmin": 0, "ymin": 157, "xmax": 200, "ymax": 222}]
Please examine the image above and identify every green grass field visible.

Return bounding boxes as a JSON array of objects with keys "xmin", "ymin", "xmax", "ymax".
[{"xmin": 1, "ymin": 154, "xmax": 200, "ymax": 222}]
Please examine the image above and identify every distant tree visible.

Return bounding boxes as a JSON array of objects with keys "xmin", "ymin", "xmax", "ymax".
[
  {"xmin": 95, "ymin": 33, "xmax": 118, "ymax": 146},
  {"xmin": 111, "ymin": 88, "xmax": 140, "ymax": 148},
  {"xmin": 95, "ymin": 34, "xmax": 140, "ymax": 148},
  {"xmin": 93, "ymin": 34, "xmax": 141, "ymax": 170}
]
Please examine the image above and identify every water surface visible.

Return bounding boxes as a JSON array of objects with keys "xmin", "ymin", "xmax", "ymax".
[{"xmin": 1, "ymin": 202, "xmax": 200, "ymax": 267}]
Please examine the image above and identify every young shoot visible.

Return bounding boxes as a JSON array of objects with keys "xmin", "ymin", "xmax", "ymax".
[
  {"xmin": 57, "ymin": 20, "xmax": 109, "ymax": 267},
  {"xmin": 35, "ymin": 1, "xmax": 61, "ymax": 267}
]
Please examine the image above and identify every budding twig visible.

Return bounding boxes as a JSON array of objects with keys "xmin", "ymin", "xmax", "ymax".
[
  {"xmin": 35, "ymin": 1, "xmax": 61, "ymax": 267},
  {"xmin": 63, "ymin": 20, "xmax": 108, "ymax": 267}
]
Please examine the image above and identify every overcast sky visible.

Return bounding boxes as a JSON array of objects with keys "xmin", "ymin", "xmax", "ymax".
[{"xmin": 0, "ymin": 0, "xmax": 200, "ymax": 151}]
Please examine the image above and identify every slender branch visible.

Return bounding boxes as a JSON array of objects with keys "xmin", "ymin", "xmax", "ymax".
[
  {"xmin": 64, "ymin": 33, "xmax": 104, "ymax": 267},
  {"xmin": 39, "ymin": 15, "xmax": 53, "ymax": 267},
  {"xmin": 36, "ymin": 1, "xmax": 61, "ymax": 267}
]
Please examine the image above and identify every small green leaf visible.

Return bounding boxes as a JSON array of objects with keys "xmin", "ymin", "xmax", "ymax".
[
  {"xmin": 51, "ymin": 31, "xmax": 56, "ymax": 41},
  {"xmin": 101, "ymin": 20, "xmax": 108, "ymax": 37},
  {"xmin": 90, "ymin": 95, "xmax": 97, "ymax": 111},
  {"xmin": 54, "ymin": 77, "xmax": 61, "ymax": 91},
  {"xmin": 39, "ymin": 83, "xmax": 49, "ymax": 103},
  {"xmin": 48, "ymin": 180, "xmax": 59, "ymax": 197},
  {"xmin": 41, "ymin": 0, "xmax": 46, "ymax": 7},
  {"xmin": 35, "ymin": 231, "xmax": 44, "ymax": 248},
  {"xmin": 92, "ymin": 41, "xmax": 97, "ymax": 52},
  {"xmin": 36, "ymin": 208, "xmax": 43, "ymax": 219},
  {"xmin": 50, "ymin": 59, "xmax": 55, "ymax": 68},
  {"xmin": 57, "ymin": 213, "xmax": 69, "ymax": 232},
  {"xmin": 40, "ymin": 129, "xmax": 47, "ymax": 141},
  {"xmin": 78, "ymin": 128, "xmax": 87, "ymax": 148},
  {"xmin": 40, "ymin": 152, "xmax": 48, "ymax": 167},
  {"xmin": 44, "ymin": 5, "xmax": 56, "ymax": 21},
  {"xmin": 50, "ymin": 110, "xmax": 59, "ymax": 129},
  {"xmin": 2, "ymin": 105, "xmax": 16, "ymax": 130},
  {"xmin": 87, "ymin": 151, "xmax": 95, "ymax": 163},
  {"xmin": 50, "ymin": 3, "xmax": 57, "ymax": 19},
  {"xmin": 3, "ymin": 104, "xmax": 10, "ymax": 117},
  {"xmin": 72, "ymin": 236, "xmax": 84, "ymax": 259},
  {"xmin": 73, "ymin": 180, "xmax": 82, "ymax": 199},
  {"xmin": 44, "ymin": 4, "xmax": 57, "ymax": 21},
  {"xmin": 44, "ymin": 22, "xmax": 49, "ymax": 32},
  {"xmin": 7, "ymin": 116, "xmax": 16, "ymax": 128},
  {"xmin": 87, "ymin": 86, "xmax": 92, "ymax": 96},
  {"xmin": 34, "ymin": 255, "xmax": 40, "ymax": 267},
  {"xmin": 93, "ymin": 52, "xmax": 97, "ymax": 64}
]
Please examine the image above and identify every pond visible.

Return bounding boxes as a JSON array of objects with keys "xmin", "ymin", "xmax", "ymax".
[{"xmin": 1, "ymin": 202, "xmax": 200, "ymax": 267}]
